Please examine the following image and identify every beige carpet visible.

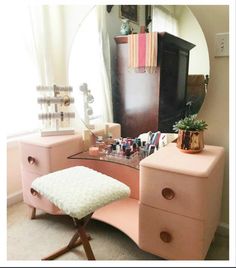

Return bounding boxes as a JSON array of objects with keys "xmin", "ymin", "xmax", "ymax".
[{"xmin": 7, "ymin": 202, "xmax": 229, "ymax": 261}]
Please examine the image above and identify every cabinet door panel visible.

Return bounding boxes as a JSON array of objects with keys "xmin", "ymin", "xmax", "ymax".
[
  {"xmin": 158, "ymin": 49, "xmax": 189, "ymax": 132},
  {"xmin": 115, "ymin": 44, "xmax": 160, "ymax": 137}
]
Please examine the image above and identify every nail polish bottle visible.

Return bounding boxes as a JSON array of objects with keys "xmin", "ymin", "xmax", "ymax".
[
  {"xmin": 132, "ymin": 142, "xmax": 137, "ymax": 152},
  {"xmin": 125, "ymin": 147, "xmax": 131, "ymax": 158},
  {"xmin": 137, "ymin": 138, "xmax": 141, "ymax": 147},
  {"xmin": 116, "ymin": 141, "xmax": 121, "ymax": 154},
  {"xmin": 105, "ymin": 144, "xmax": 112, "ymax": 155},
  {"xmin": 122, "ymin": 144, "xmax": 126, "ymax": 156},
  {"xmin": 112, "ymin": 143, "xmax": 117, "ymax": 154}
]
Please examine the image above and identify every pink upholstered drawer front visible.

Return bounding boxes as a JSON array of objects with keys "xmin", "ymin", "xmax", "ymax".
[
  {"xmin": 139, "ymin": 203, "xmax": 205, "ymax": 260},
  {"xmin": 140, "ymin": 166, "xmax": 207, "ymax": 219},
  {"xmin": 21, "ymin": 169, "xmax": 61, "ymax": 215},
  {"xmin": 20, "ymin": 139, "xmax": 82, "ymax": 174},
  {"xmin": 20, "ymin": 143, "xmax": 51, "ymax": 174}
]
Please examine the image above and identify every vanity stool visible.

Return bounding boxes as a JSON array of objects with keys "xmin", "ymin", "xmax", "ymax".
[{"xmin": 31, "ymin": 166, "xmax": 130, "ymax": 260}]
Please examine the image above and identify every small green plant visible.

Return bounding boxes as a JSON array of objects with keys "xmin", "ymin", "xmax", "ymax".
[{"xmin": 173, "ymin": 114, "xmax": 208, "ymax": 132}]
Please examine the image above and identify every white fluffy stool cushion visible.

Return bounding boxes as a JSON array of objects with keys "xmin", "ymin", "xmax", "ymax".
[{"xmin": 31, "ymin": 166, "xmax": 130, "ymax": 219}]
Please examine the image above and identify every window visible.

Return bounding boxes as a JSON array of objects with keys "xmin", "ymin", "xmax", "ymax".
[
  {"xmin": 4, "ymin": 5, "xmax": 112, "ymax": 137},
  {"xmin": 69, "ymin": 6, "xmax": 111, "ymax": 126},
  {"xmin": 4, "ymin": 6, "xmax": 39, "ymax": 137},
  {"xmin": 151, "ymin": 6, "xmax": 178, "ymax": 36}
]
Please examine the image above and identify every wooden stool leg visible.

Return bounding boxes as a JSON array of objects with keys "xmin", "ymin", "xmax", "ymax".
[
  {"xmin": 42, "ymin": 233, "xmax": 91, "ymax": 260},
  {"xmin": 28, "ymin": 206, "xmax": 36, "ymax": 219},
  {"xmin": 77, "ymin": 223, "xmax": 95, "ymax": 260},
  {"xmin": 42, "ymin": 213, "xmax": 95, "ymax": 261}
]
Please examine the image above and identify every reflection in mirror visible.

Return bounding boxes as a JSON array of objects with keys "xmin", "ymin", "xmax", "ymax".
[
  {"xmin": 108, "ymin": 5, "xmax": 210, "ymax": 137},
  {"xmin": 69, "ymin": 5, "xmax": 210, "ymax": 137},
  {"xmin": 149, "ymin": 5, "xmax": 210, "ymax": 115}
]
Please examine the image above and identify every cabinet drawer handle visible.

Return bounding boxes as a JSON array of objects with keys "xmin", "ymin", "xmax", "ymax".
[
  {"xmin": 28, "ymin": 156, "xmax": 36, "ymax": 165},
  {"xmin": 30, "ymin": 188, "xmax": 39, "ymax": 196},
  {"xmin": 160, "ymin": 231, "xmax": 172, "ymax": 243},
  {"xmin": 162, "ymin": 187, "xmax": 175, "ymax": 200}
]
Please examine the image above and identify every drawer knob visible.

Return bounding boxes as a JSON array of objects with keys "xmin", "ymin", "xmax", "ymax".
[
  {"xmin": 160, "ymin": 231, "xmax": 172, "ymax": 243},
  {"xmin": 162, "ymin": 187, "xmax": 175, "ymax": 200},
  {"xmin": 30, "ymin": 188, "xmax": 39, "ymax": 196},
  {"xmin": 28, "ymin": 156, "xmax": 36, "ymax": 165}
]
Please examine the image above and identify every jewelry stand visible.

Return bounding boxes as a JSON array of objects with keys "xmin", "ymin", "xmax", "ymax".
[
  {"xmin": 37, "ymin": 84, "xmax": 75, "ymax": 136},
  {"xmin": 79, "ymin": 83, "xmax": 95, "ymax": 130}
]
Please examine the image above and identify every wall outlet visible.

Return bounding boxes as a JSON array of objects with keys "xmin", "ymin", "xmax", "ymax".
[{"xmin": 214, "ymin": 32, "xmax": 229, "ymax": 57}]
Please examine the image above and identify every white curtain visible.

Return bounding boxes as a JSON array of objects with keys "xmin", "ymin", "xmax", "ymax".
[
  {"xmin": 29, "ymin": 6, "xmax": 67, "ymax": 86},
  {"xmin": 96, "ymin": 6, "xmax": 113, "ymax": 123},
  {"xmin": 4, "ymin": 6, "xmax": 68, "ymax": 136},
  {"xmin": 69, "ymin": 5, "xmax": 113, "ymax": 129},
  {"xmin": 3, "ymin": 5, "xmax": 112, "ymax": 136},
  {"xmin": 151, "ymin": 6, "xmax": 178, "ymax": 36}
]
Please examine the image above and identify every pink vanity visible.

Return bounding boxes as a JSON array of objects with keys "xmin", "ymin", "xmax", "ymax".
[{"xmin": 19, "ymin": 125, "xmax": 225, "ymax": 260}]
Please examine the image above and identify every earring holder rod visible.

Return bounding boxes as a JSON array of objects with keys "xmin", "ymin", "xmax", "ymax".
[{"xmin": 37, "ymin": 85, "xmax": 73, "ymax": 92}]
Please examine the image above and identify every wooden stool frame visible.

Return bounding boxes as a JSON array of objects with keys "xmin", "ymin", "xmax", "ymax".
[{"xmin": 42, "ymin": 213, "xmax": 95, "ymax": 261}]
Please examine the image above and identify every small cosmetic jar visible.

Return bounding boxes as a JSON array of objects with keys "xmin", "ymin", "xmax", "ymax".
[{"xmin": 89, "ymin": 146, "xmax": 99, "ymax": 156}]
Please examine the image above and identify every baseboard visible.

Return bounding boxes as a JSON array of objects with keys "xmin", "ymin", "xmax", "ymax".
[
  {"xmin": 7, "ymin": 191, "xmax": 23, "ymax": 207},
  {"xmin": 216, "ymin": 222, "xmax": 229, "ymax": 237}
]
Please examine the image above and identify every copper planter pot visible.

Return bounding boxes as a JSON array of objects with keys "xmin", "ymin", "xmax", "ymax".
[{"xmin": 176, "ymin": 130, "xmax": 204, "ymax": 153}]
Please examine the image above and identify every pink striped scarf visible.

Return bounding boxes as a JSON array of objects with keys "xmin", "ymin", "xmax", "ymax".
[{"xmin": 128, "ymin": 32, "xmax": 158, "ymax": 73}]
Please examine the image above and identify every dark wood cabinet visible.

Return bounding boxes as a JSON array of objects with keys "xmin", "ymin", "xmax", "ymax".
[{"xmin": 113, "ymin": 32, "xmax": 195, "ymax": 137}]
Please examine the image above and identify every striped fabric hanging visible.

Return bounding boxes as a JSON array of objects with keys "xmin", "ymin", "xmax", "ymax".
[{"xmin": 128, "ymin": 32, "xmax": 158, "ymax": 73}]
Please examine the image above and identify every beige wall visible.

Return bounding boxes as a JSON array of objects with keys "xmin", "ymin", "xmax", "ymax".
[
  {"xmin": 177, "ymin": 6, "xmax": 210, "ymax": 75},
  {"xmin": 188, "ymin": 5, "xmax": 229, "ymax": 224}
]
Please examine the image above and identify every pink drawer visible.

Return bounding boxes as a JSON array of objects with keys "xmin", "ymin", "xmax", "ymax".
[
  {"xmin": 140, "ymin": 155, "xmax": 224, "ymax": 220},
  {"xmin": 140, "ymin": 166, "xmax": 206, "ymax": 219},
  {"xmin": 139, "ymin": 203, "xmax": 206, "ymax": 260},
  {"xmin": 21, "ymin": 169, "xmax": 61, "ymax": 215},
  {"xmin": 20, "ymin": 143, "xmax": 51, "ymax": 174},
  {"xmin": 140, "ymin": 144, "xmax": 225, "ymax": 220},
  {"xmin": 20, "ymin": 137, "xmax": 83, "ymax": 174}
]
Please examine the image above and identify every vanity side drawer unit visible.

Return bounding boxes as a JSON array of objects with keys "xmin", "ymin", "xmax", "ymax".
[
  {"xmin": 19, "ymin": 133, "xmax": 84, "ymax": 214},
  {"xmin": 139, "ymin": 143, "xmax": 225, "ymax": 260}
]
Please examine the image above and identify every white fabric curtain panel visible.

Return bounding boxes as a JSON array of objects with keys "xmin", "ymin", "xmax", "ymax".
[
  {"xmin": 96, "ymin": 5, "xmax": 113, "ymax": 123},
  {"xmin": 151, "ymin": 6, "xmax": 178, "ymax": 36},
  {"xmin": 4, "ymin": 5, "xmax": 113, "ymax": 136},
  {"xmin": 69, "ymin": 5, "xmax": 113, "ymax": 127},
  {"xmin": 29, "ymin": 6, "xmax": 67, "ymax": 85}
]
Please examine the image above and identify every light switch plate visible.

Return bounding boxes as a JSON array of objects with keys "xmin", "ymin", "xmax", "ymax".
[{"xmin": 214, "ymin": 32, "xmax": 229, "ymax": 57}]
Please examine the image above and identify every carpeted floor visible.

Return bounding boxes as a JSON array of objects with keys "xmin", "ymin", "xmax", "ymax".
[{"xmin": 7, "ymin": 202, "xmax": 229, "ymax": 261}]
